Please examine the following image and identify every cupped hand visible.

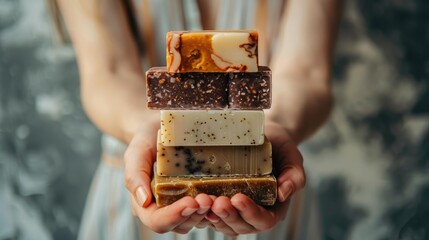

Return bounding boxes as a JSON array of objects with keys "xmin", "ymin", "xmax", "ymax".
[
  {"xmin": 205, "ymin": 120, "xmax": 306, "ymax": 236},
  {"xmin": 123, "ymin": 118, "xmax": 213, "ymax": 234}
]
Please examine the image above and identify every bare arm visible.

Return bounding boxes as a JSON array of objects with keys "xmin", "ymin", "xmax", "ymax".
[
  {"xmin": 267, "ymin": 0, "xmax": 343, "ymax": 144},
  {"xmin": 57, "ymin": 0, "xmax": 211, "ymax": 234},
  {"xmin": 57, "ymin": 0, "xmax": 152, "ymax": 143},
  {"xmin": 207, "ymin": 0, "xmax": 342, "ymax": 236}
]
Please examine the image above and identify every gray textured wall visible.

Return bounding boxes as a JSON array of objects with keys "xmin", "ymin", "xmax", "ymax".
[{"xmin": 0, "ymin": 0, "xmax": 428, "ymax": 240}]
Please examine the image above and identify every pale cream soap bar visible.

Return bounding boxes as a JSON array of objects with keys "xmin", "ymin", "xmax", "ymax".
[{"xmin": 160, "ymin": 110, "xmax": 265, "ymax": 146}]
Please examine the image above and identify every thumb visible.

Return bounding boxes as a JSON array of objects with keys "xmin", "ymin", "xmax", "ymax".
[
  {"xmin": 274, "ymin": 141, "xmax": 306, "ymax": 202},
  {"xmin": 124, "ymin": 133, "xmax": 157, "ymax": 208},
  {"xmin": 265, "ymin": 122, "xmax": 306, "ymax": 203}
]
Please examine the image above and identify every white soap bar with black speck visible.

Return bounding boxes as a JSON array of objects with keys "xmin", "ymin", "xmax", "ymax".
[{"xmin": 160, "ymin": 110, "xmax": 265, "ymax": 146}]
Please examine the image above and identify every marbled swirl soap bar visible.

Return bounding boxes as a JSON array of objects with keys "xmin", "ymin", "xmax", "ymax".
[
  {"xmin": 166, "ymin": 30, "xmax": 258, "ymax": 73},
  {"xmin": 160, "ymin": 110, "xmax": 265, "ymax": 146},
  {"xmin": 146, "ymin": 66, "xmax": 272, "ymax": 109},
  {"xmin": 156, "ymin": 131, "xmax": 272, "ymax": 176},
  {"xmin": 146, "ymin": 67, "xmax": 228, "ymax": 109},
  {"xmin": 229, "ymin": 66, "xmax": 272, "ymax": 109},
  {"xmin": 152, "ymin": 173, "xmax": 277, "ymax": 207}
]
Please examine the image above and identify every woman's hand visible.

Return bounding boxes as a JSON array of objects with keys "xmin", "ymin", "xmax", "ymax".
[
  {"xmin": 124, "ymin": 118, "xmax": 214, "ymax": 234},
  {"xmin": 204, "ymin": 120, "xmax": 306, "ymax": 236}
]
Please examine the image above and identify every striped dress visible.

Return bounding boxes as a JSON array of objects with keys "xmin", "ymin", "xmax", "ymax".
[{"xmin": 78, "ymin": 1, "xmax": 322, "ymax": 239}]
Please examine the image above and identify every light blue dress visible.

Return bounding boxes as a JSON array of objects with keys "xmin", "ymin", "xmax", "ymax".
[{"xmin": 78, "ymin": 1, "xmax": 322, "ymax": 239}]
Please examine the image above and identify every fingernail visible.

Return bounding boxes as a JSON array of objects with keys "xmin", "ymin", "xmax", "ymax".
[
  {"xmin": 181, "ymin": 208, "xmax": 198, "ymax": 217},
  {"xmin": 205, "ymin": 215, "xmax": 220, "ymax": 223},
  {"xmin": 217, "ymin": 210, "xmax": 229, "ymax": 219},
  {"xmin": 279, "ymin": 181, "xmax": 293, "ymax": 202},
  {"xmin": 233, "ymin": 201, "xmax": 246, "ymax": 211},
  {"xmin": 197, "ymin": 206, "xmax": 210, "ymax": 215},
  {"xmin": 136, "ymin": 187, "xmax": 148, "ymax": 207}
]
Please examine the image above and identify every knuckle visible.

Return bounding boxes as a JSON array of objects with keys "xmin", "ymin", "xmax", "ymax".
[{"xmin": 124, "ymin": 174, "xmax": 135, "ymax": 191}]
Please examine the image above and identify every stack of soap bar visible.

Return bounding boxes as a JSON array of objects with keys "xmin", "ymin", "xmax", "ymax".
[
  {"xmin": 167, "ymin": 30, "xmax": 258, "ymax": 72},
  {"xmin": 146, "ymin": 66, "xmax": 271, "ymax": 109},
  {"xmin": 149, "ymin": 30, "xmax": 276, "ymax": 207}
]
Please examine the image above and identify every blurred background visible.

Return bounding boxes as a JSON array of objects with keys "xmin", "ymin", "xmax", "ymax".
[{"xmin": 0, "ymin": 0, "xmax": 428, "ymax": 239}]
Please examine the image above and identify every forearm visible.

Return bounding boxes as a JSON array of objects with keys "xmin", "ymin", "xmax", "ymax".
[
  {"xmin": 267, "ymin": 0, "xmax": 342, "ymax": 144},
  {"xmin": 57, "ymin": 0, "xmax": 151, "ymax": 142},
  {"xmin": 265, "ymin": 70, "xmax": 333, "ymax": 144},
  {"xmin": 80, "ymin": 71, "xmax": 157, "ymax": 143}
]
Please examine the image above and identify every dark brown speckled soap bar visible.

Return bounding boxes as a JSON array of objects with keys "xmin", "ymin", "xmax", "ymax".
[{"xmin": 146, "ymin": 67, "xmax": 271, "ymax": 110}]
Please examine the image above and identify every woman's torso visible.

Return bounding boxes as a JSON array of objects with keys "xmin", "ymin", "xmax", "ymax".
[{"xmin": 126, "ymin": 0, "xmax": 287, "ymax": 69}]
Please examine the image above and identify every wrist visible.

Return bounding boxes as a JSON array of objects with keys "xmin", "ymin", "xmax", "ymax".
[{"xmin": 120, "ymin": 111, "xmax": 160, "ymax": 143}]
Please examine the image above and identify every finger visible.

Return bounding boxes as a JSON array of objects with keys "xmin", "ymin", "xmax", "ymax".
[
  {"xmin": 172, "ymin": 194, "xmax": 213, "ymax": 233},
  {"xmin": 209, "ymin": 219, "xmax": 238, "ymax": 237},
  {"xmin": 231, "ymin": 193, "xmax": 286, "ymax": 232},
  {"xmin": 195, "ymin": 193, "xmax": 213, "ymax": 215},
  {"xmin": 268, "ymin": 130, "xmax": 306, "ymax": 202},
  {"xmin": 124, "ymin": 133, "xmax": 157, "ymax": 208},
  {"xmin": 132, "ymin": 195, "xmax": 199, "ymax": 233},
  {"xmin": 205, "ymin": 210, "xmax": 220, "ymax": 223},
  {"xmin": 277, "ymin": 165, "xmax": 306, "ymax": 202},
  {"xmin": 211, "ymin": 196, "xmax": 255, "ymax": 234},
  {"xmin": 172, "ymin": 213, "xmax": 202, "ymax": 234},
  {"xmin": 275, "ymin": 146, "xmax": 305, "ymax": 202},
  {"xmin": 195, "ymin": 219, "xmax": 211, "ymax": 229}
]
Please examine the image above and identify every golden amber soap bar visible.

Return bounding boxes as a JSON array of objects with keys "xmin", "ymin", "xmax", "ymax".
[
  {"xmin": 160, "ymin": 110, "xmax": 265, "ymax": 146},
  {"xmin": 152, "ymin": 174, "xmax": 277, "ymax": 207},
  {"xmin": 166, "ymin": 30, "xmax": 258, "ymax": 73},
  {"xmin": 156, "ymin": 131, "xmax": 272, "ymax": 176}
]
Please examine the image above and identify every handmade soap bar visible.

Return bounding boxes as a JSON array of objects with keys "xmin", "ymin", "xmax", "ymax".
[
  {"xmin": 146, "ymin": 67, "xmax": 228, "ymax": 109},
  {"xmin": 166, "ymin": 30, "xmax": 258, "ymax": 73},
  {"xmin": 229, "ymin": 66, "xmax": 272, "ymax": 109},
  {"xmin": 160, "ymin": 110, "xmax": 265, "ymax": 146},
  {"xmin": 152, "ymin": 173, "xmax": 277, "ymax": 207},
  {"xmin": 156, "ymin": 131, "xmax": 272, "ymax": 176},
  {"xmin": 146, "ymin": 67, "xmax": 272, "ymax": 109}
]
